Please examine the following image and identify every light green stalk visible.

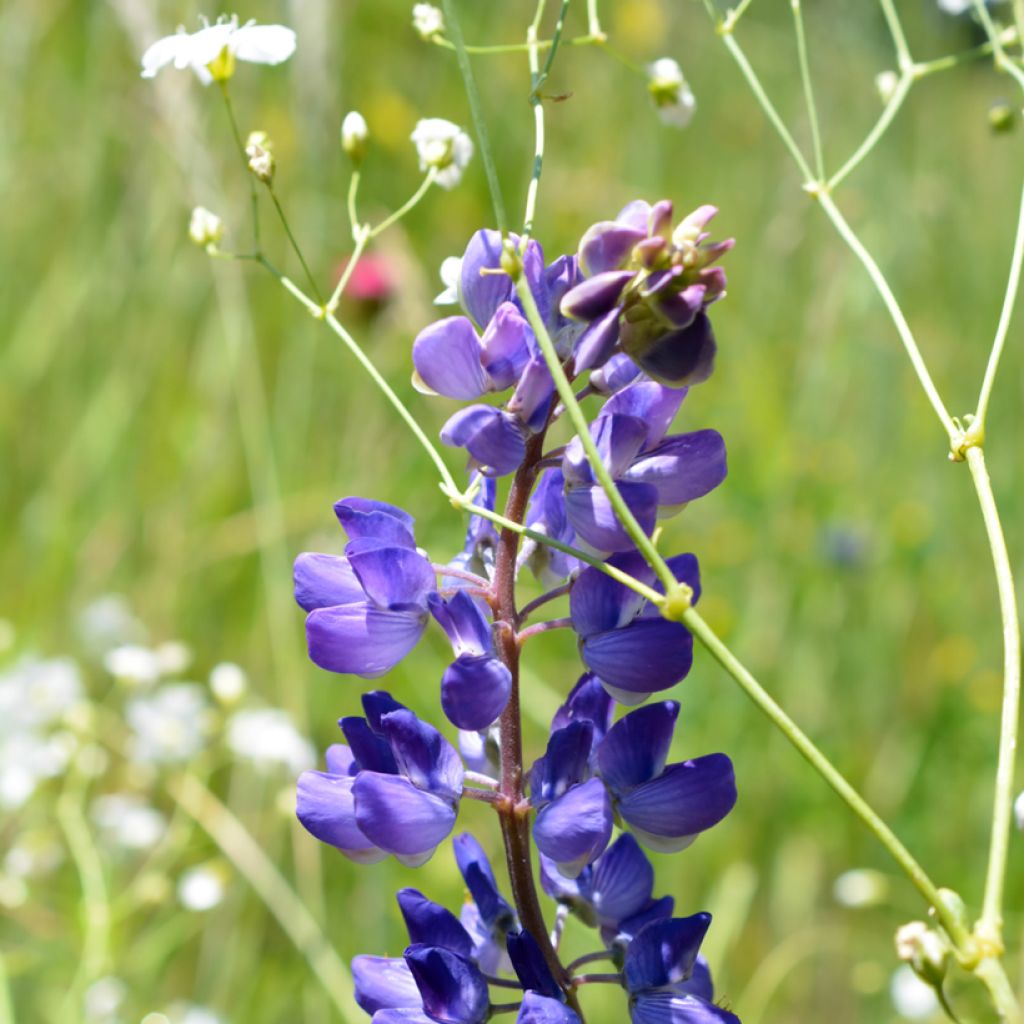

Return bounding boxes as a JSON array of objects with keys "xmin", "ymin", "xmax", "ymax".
[{"xmin": 790, "ymin": 0, "xmax": 824, "ymax": 181}]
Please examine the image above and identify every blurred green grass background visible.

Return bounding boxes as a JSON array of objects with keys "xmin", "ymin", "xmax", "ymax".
[{"xmin": 2, "ymin": 0, "xmax": 1023, "ymax": 1021}]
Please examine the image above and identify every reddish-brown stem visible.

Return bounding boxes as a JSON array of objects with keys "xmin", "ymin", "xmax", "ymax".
[
  {"xmin": 517, "ymin": 617, "xmax": 573, "ymax": 645},
  {"xmin": 491, "ymin": 431, "xmax": 583, "ymax": 1017}
]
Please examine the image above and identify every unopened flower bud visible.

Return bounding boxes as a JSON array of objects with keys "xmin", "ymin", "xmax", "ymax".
[
  {"xmin": 895, "ymin": 921, "xmax": 950, "ymax": 988},
  {"xmin": 245, "ymin": 130, "xmax": 275, "ymax": 184},
  {"xmin": 648, "ymin": 58, "xmax": 696, "ymax": 129},
  {"xmin": 189, "ymin": 206, "xmax": 224, "ymax": 248},
  {"xmin": 412, "ymin": 3, "xmax": 445, "ymax": 40},
  {"xmin": 989, "ymin": 100, "xmax": 1017, "ymax": 133},
  {"xmin": 341, "ymin": 111, "xmax": 369, "ymax": 163},
  {"xmin": 875, "ymin": 70, "xmax": 899, "ymax": 104}
]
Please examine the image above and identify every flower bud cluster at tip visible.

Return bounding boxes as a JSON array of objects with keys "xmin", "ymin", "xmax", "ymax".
[{"xmin": 245, "ymin": 130, "xmax": 274, "ymax": 184}]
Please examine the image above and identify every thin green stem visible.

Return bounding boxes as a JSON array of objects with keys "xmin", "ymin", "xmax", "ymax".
[
  {"xmin": 790, "ymin": 0, "xmax": 825, "ymax": 181},
  {"xmin": 326, "ymin": 226, "xmax": 370, "ymax": 315},
  {"xmin": 346, "ymin": 170, "xmax": 362, "ymax": 237},
  {"xmin": 0, "ymin": 954, "xmax": 12, "ymax": 1024},
  {"xmin": 703, "ymin": 5, "xmax": 815, "ymax": 185},
  {"xmin": 678, "ymin": 605, "xmax": 973, "ymax": 951},
  {"xmin": 721, "ymin": 0, "xmax": 757, "ymax": 33},
  {"xmin": 878, "ymin": 0, "xmax": 913, "ymax": 70},
  {"xmin": 219, "ymin": 83, "xmax": 261, "ymax": 249},
  {"xmin": 914, "ymin": 35, "xmax": 1005, "ymax": 77},
  {"xmin": 974, "ymin": 179, "xmax": 1024, "ymax": 434},
  {"xmin": 268, "ymin": 186, "xmax": 323, "ymax": 304},
  {"xmin": 512, "ymin": 275, "xmax": 681, "ymax": 596},
  {"xmin": 974, "ymin": 0, "xmax": 1024, "ymax": 91},
  {"xmin": 534, "ymin": 0, "xmax": 571, "ymax": 93},
  {"xmin": 433, "ymin": 33, "xmax": 602, "ymax": 55},
  {"xmin": 828, "ymin": 70, "xmax": 912, "ymax": 190},
  {"xmin": 369, "ymin": 169, "xmax": 437, "ymax": 239},
  {"xmin": 167, "ymin": 773, "xmax": 359, "ymax": 1021},
  {"xmin": 586, "ymin": 0, "xmax": 604, "ymax": 38},
  {"xmin": 523, "ymin": 0, "xmax": 551, "ymax": 240},
  {"xmin": 452, "ymin": 497, "xmax": 664, "ymax": 603},
  {"xmin": 966, "ymin": 447, "xmax": 1022, "ymax": 947},
  {"xmin": 815, "ymin": 191, "xmax": 959, "ymax": 442},
  {"xmin": 975, "ymin": 957, "xmax": 1023, "ymax": 1023},
  {"xmin": 440, "ymin": 0, "xmax": 508, "ymax": 232}
]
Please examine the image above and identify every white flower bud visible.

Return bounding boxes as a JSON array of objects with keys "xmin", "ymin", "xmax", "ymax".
[
  {"xmin": 875, "ymin": 70, "xmax": 899, "ymax": 104},
  {"xmin": 410, "ymin": 118, "xmax": 473, "ymax": 189},
  {"xmin": 188, "ymin": 207, "xmax": 224, "ymax": 248},
  {"xmin": 245, "ymin": 130, "xmax": 274, "ymax": 184},
  {"xmin": 341, "ymin": 110, "xmax": 369, "ymax": 163},
  {"xmin": 895, "ymin": 921, "xmax": 949, "ymax": 988},
  {"xmin": 412, "ymin": 4, "xmax": 445, "ymax": 40},
  {"xmin": 648, "ymin": 58, "xmax": 696, "ymax": 129}
]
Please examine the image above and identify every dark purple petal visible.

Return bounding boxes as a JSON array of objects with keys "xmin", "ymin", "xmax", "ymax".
[
  {"xmin": 597, "ymin": 702, "xmax": 681, "ymax": 794},
  {"xmin": 565, "ymin": 480, "xmax": 659, "ymax": 554},
  {"xmin": 601, "ymin": 382, "xmax": 689, "ymax": 449},
  {"xmin": 404, "ymin": 944, "xmax": 490, "ymax": 1024},
  {"xmin": 654, "ymin": 284, "xmax": 705, "ymax": 330},
  {"xmin": 551, "ymin": 673, "xmax": 615, "ymax": 744},
  {"xmin": 340, "ymin": 715, "xmax": 399, "ymax": 774},
  {"xmin": 625, "ymin": 313, "xmax": 717, "ymax": 387},
  {"xmin": 397, "ymin": 888, "xmax": 474, "ymax": 958},
  {"xmin": 335, "ymin": 498, "xmax": 417, "ymax": 547},
  {"xmin": 294, "ymin": 553, "xmax": 364, "ymax": 612},
  {"xmin": 532, "ymin": 721, "xmax": 595, "ymax": 804},
  {"xmin": 612, "ymin": 896, "xmax": 676, "ymax": 946},
  {"xmin": 533, "ymin": 777, "xmax": 613, "ymax": 877},
  {"xmin": 517, "ymin": 991, "xmax": 582, "ymax": 1024},
  {"xmin": 346, "ymin": 543, "xmax": 436, "ymax": 608},
  {"xmin": 507, "ymin": 930, "xmax": 561, "ymax": 998},
  {"xmin": 569, "ymin": 551, "xmax": 651, "ymax": 637},
  {"xmin": 306, "ymin": 603, "xmax": 428, "ymax": 678},
  {"xmin": 625, "ymin": 914, "xmax": 712, "ymax": 994},
  {"xmin": 563, "ymin": 414, "xmax": 648, "ymax": 487},
  {"xmin": 507, "ymin": 356, "xmax": 555, "ymax": 434},
  {"xmin": 618, "ymin": 755, "xmax": 736, "ymax": 851},
  {"xmin": 380, "ymin": 709, "xmax": 464, "ymax": 801},
  {"xmin": 578, "ymin": 221, "xmax": 647, "ymax": 275},
  {"xmin": 295, "ymin": 771, "xmax": 383, "ymax": 863},
  {"xmin": 353, "ymin": 772, "xmax": 457, "ymax": 858},
  {"xmin": 413, "ymin": 316, "xmax": 490, "ymax": 399},
  {"xmin": 361, "ymin": 690, "xmax": 408, "ymax": 732},
  {"xmin": 561, "ymin": 271, "xmax": 635, "ymax": 321},
  {"xmin": 589, "ymin": 833, "xmax": 655, "ymax": 927},
  {"xmin": 631, "ymin": 993, "xmax": 740, "ymax": 1024},
  {"xmin": 453, "ymin": 833, "xmax": 516, "ymax": 932},
  {"xmin": 590, "ymin": 352, "xmax": 641, "ymax": 393},
  {"xmin": 573, "ymin": 308, "xmax": 622, "ymax": 373},
  {"xmin": 441, "ymin": 653, "xmax": 512, "ymax": 730},
  {"xmin": 581, "ymin": 618, "xmax": 693, "ymax": 697},
  {"xmin": 677, "ymin": 956, "xmax": 715, "ymax": 1003},
  {"xmin": 441, "ymin": 406, "xmax": 527, "ymax": 477},
  {"xmin": 353, "ymin": 955, "xmax": 423, "ymax": 1013},
  {"xmin": 480, "ymin": 302, "xmax": 533, "ymax": 389},
  {"xmin": 428, "ymin": 589, "xmax": 493, "ymax": 656},
  {"xmin": 461, "ymin": 229, "xmax": 514, "ymax": 328},
  {"xmin": 626, "ymin": 431, "xmax": 727, "ymax": 508},
  {"xmin": 522, "ymin": 239, "xmax": 550, "ymax": 326}
]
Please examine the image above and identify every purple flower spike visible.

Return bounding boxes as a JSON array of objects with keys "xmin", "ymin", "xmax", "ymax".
[
  {"xmin": 460, "ymin": 229, "xmax": 515, "ymax": 329},
  {"xmin": 596, "ymin": 703, "xmax": 736, "ymax": 853},
  {"xmin": 507, "ymin": 929, "xmax": 562, "ymax": 999},
  {"xmin": 625, "ymin": 313, "xmax": 717, "ymax": 388},
  {"xmin": 517, "ymin": 992, "xmax": 583, "ymax": 1024},
  {"xmin": 570, "ymin": 552, "xmax": 700, "ymax": 703},
  {"xmin": 453, "ymin": 833, "xmax": 518, "ymax": 973},
  {"xmin": 404, "ymin": 944, "xmax": 490, "ymax": 1024},
  {"xmin": 441, "ymin": 405, "xmax": 527, "ymax": 477},
  {"xmin": 296, "ymin": 498, "xmax": 436, "ymax": 679},
  {"xmin": 371, "ymin": 1012, "xmax": 434, "ymax": 1024},
  {"xmin": 519, "ymin": 468, "xmax": 580, "ymax": 585},
  {"xmin": 578, "ymin": 221, "xmax": 648, "ymax": 276},
  {"xmin": 550, "ymin": 674, "xmax": 615, "ymax": 749}
]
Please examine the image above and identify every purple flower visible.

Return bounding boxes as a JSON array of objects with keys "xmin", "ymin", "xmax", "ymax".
[
  {"xmin": 569, "ymin": 551, "xmax": 701, "ymax": 704},
  {"xmin": 445, "ymin": 473, "xmax": 498, "ymax": 583},
  {"xmin": 453, "ymin": 833, "xmax": 518, "ymax": 973},
  {"xmin": 519, "ymin": 467, "xmax": 580, "ymax": 585},
  {"xmin": 295, "ymin": 498, "xmax": 436, "ymax": 678},
  {"xmin": 404, "ymin": 944, "xmax": 490, "ymax": 1024},
  {"xmin": 561, "ymin": 200, "xmax": 732, "ymax": 386},
  {"xmin": 428, "ymin": 589, "xmax": 512, "ymax": 730},
  {"xmin": 441, "ymin": 405, "xmax": 528, "ymax": 477},
  {"xmin": 353, "ymin": 954, "xmax": 423, "ymax": 1014},
  {"xmin": 296, "ymin": 692, "xmax": 464, "ymax": 866},
  {"xmin": 516, "ymin": 992, "xmax": 582, "ymax": 1024},
  {"xmin": 596, "ymin": 702, "xmax": 736, "ymax": 853},
  {"xmin": 562, "ymin": 381, "xmax": 726, "ymax": 554},
  {"xmin": 624, "ymin": 917, "xmax": 741, "ymax": 1023},
  {"xmin": 530, "ymin": 721, "xmax": 613, "ymax": 877}
]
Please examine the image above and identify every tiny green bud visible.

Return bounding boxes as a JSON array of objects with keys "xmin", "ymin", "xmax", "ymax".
[
  {"xmin": 988, "ymin": 100, "xmax": 1017, "ymax": 134},
  {"xmin": 245, "ymin": 130, "xmax": 275, "ymax": 184},
  {"xmin": 341, "ymin": 111, "xmax": 369, "ymax": 164},
  {"xmin": 188, "ymin": 206, "xmax": 224, "ymax": 249},
  {"xmin": 931, "ymin": 887, "xmax": 970, "ymax": 933},
  {"xmin": 895, "ymin": 921, "xmax": 950, "ymax": 988}
]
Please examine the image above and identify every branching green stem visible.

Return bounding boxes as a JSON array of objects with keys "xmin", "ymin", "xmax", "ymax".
[
  {"xmin": 878, "ymin": 0, "xmax": 913, "ymax": 70},
  {"xmin": 790, "ymin": 0, "xmax": 824, "ymax": 181},
  {"xmin": 219, "ymin": 83, "xmax": 261, "ymax": 248},
  {"xmin": 326, "ymin": 226, "xmax": 370, "ymax": 315},
  {"xmin": 346, "ymin": 170, "xmax": 362, "ymax": 236},
  {"xmin": 678, "ymin": 606, "xmax": 973, "ymax": 950},
  {"xmin": 266, "ymin": 186, "xmax": 323, "ymax": 304},
  {"xmin": 440, "ymin": 0, "xmax": 508, "ymax": 232},
  {"xmin": 369, "ymin": 169, "xmax": 438, "ymax": 239},
  {"xmin": 586, "ymin": 0, "xmax": 604, "ymax": 38},
  {"xmin": 973, "ymin": 0, "xmax": 1024, "ymax": 92}
]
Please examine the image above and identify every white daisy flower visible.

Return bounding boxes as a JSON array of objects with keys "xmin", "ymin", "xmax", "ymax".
[{"xmin": 411, "ymin": 118, "xmax": 474, "ymax": 189}]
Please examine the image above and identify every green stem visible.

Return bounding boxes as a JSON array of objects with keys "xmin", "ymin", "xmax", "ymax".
[
  {"xmin": 974, "ymin": 180, "xmax": 1024, "ymax": 434},
  {"xmin": 790, "ymin": 0, "xmax": 825, "ymax": 181},
  {"xmin": 828, "ymin": 70, "xmax": 912, "ymax": 190},
  {"xmin": 512, "ymin": 275, "xmax": 681, "ymax": 596},
  {"xmin": 0, "ymin": 954, "xmax": 12, "ymax": 1024},
  {"xmin": 326, "ymin": 225, "xmax": 370, "ymax": 315},
  {"xmin": 967, "ymin": 446, "xmax": 1022, "ymax": 947},
  {"xmin": 440, "ymin": 0, "xmax": 508, "ymax": 232},
  {"xmin": 914, "ymin": 35, "xmax": 1005, "ymax": 77},
  {"xmin": 678, "ymin": 606, "xmax": 973, "ymax": 950},
  {"xmin": 973, "ymin": 0, "xmax": 1024, "ymax": 92},
  {"xmin": 346, "ymin": 170, "xmax": 362, "ymax": 237},
  {"xmin": 167, "ymin": 773, "xmax": 359, "ymax": 1021},
  {"xmin": 975, "ymin": 957, "xmax": 1023, "ymax": 1023},
  {"xmin": 815, "ymin": 190, "xmax": 959, "ymax": 442},
  {"xmin": 721, "ymin": 0, "xmax": 757, "ymax": 33},
  {"xmin": 369, "ymin": 169, "xmax": 437, "ymax": 239},
  {"xmin": 586, "ymin": 0, "xmax": 604, "ymax": 38},
  {"xmin": 534, "ymin": 0, "xmax": 571, "ymax": 93},
  {"xmin": 268, "ymin": 186, "xmax": 324, "ymax": 304},
  {"xmin": 878, "ymin": 0, "xmax": 913, "ymax": 69},
  {"xmin": 433, "ymin": 33, "xmax": 602, "ymax": 55},
  {"xmin": 219, "ymin": 82, "xmax": 261, "ymax": 249}
]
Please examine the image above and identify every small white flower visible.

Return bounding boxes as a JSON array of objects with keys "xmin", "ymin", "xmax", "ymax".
[
  {"xmin": 648, "ymin": 57, "xmax": 696, "ymax": 129},
  {"xmin": 341, "ymin": 111, "xmax": 369, "ymax": 162},
  {"xmin": 875, "ymin": 70, "xmax": 900, "ymax": 104},
  {"xmin": 105, "ymin": 643, "xmax": 162, "ymax": 686},
  {"xmin": 76, "ymin": 594, "xmax": 146, "ymax": 652},
  {"xmin": 140, "ymin": 15, "xmax": 296, "ymax": 86},
  {"xmin": 126, "ymin": 683, "xmax": 214, "ymax": 763},
  {"xmin": 890, "ymin": 965, "xmax": 939, "ymax": 1020},
  {"xmin": 189, "ymin": 206, "xmax": 224, "ymax": 248},
  {"xmin": 92, "ymin": 793, "xmax": 168, "ymax": 851},
  {"xmin": 412, "ymin": 3, "xmax": 445, "ymax": 39},
  {"xmin": 0, "ymin": 732, "xmax": 74, "ymax": 809},
  {"xmin": 226, "ymin": 708, "xmax": 315, "ymax": 774},
  {"xmin": 434, "ymin": 256, "xmax": 462, "ymax": 304},
  {"xmin": 833, "ymin": 868, "xmax": 889, "ymax": 908},
  {"xmin": 0, "ymin": 656, "xmax": 83, "ymax": 731},
  {"xmin": 177, "ymin": 864, "xmax": 226, "ymax": 911},
  {"xmin": 411, "ymin": 118, "xmax": 474, "ymax": 189},
  {"xmin": 209, "ymin": 662, "xmax": 247, "ymax": 704}
]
